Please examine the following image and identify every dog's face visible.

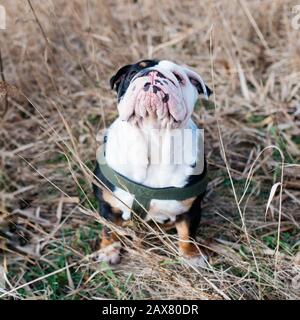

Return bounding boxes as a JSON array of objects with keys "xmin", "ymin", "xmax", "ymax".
[{"xmin": 110, "ymin": 59, "xmax": 211, "ymax": 128}]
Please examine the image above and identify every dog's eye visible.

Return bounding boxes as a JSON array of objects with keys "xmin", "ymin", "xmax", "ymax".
[{"xmin": 173, "ymin": 72, "xmax": 184, "ymax": 85}]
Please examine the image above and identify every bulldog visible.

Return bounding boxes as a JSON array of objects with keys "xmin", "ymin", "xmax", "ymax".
[{"xmin": 93, "ymin": 59, "xmax": 211, "ymax": 266}]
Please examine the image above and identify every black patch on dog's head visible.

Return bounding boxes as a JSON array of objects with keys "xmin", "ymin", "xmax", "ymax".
[{"xmin": 110, "ymin": 59, "xmax": 159, "ymax": 101}]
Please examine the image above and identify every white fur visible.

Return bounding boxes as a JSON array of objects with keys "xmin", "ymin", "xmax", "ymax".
[
  {"xmin": 97, "ymin": 242, "xmax": 122, "ymax": 265},
  {"xmin": 182, "ymin": 255, "xmax": 207, "ymax": 268}
]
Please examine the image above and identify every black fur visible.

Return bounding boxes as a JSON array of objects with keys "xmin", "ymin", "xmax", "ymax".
[
  {"xmin": 110, "ymin": 59, "xmax": 159, "ymax": 101},
  {"xmin": 176, "ymin": 159, "xmax": 207, "ymax": 238},
  {"xmin": 93, "ymin": 162, "xmax": 118, "ymax": 222},
  {"xmin": 177, "ymin": 195, "xmax": 204, "ymax": 239}
]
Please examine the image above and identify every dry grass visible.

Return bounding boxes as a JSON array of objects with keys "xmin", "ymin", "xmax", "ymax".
[{"xmin": 0, "ymin": 0, "xmax": 300, "ymax": 300}]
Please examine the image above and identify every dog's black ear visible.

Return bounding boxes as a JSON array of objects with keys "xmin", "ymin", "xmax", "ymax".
[
  {"xmin": 189, "ymin": 78, "xmax": 212, "ymax": 97},
  {"xmin": 203, "ymin": 85, "xmax": 212, "ymax": 97},
  {"xmin": 110, "ymin": 64, "xmax": 132, "ymax": 91}
]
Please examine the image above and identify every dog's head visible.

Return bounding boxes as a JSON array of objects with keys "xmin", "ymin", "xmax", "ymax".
[{"xmin": 110, "ymin": 59, "xmax": 211, "ymax": 128}]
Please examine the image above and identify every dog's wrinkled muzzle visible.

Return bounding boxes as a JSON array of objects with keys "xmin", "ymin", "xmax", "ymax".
[{"xmin": 118, "ymin": 69, "xmax": 188, "ymax": 126}]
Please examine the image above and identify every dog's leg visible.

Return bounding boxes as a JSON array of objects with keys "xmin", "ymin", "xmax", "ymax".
[
  {"xmin": 175, "ymin": 197, "xmax": 206, "ymax": 267},
  {"xmin": 96, "ymin": 199, "xmax": 124, "ymax": 265},
  {"xmin": 98, "ymin": 225, "xmax": 122, "ymax": 265},
  {"xmin": 93, "ymin": 164, "xmax": 123, "ymax": 265}
]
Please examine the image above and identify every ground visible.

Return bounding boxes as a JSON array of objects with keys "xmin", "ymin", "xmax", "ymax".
[{"xmin": 0, "ymin": 0, "xmax": 299, "ymax": 300}]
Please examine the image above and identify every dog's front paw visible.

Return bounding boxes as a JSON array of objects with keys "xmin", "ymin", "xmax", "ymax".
[
  {"xmin": 178, "ymin": 242, "xmax": 207, "ymax": 268},
  {"xmin": 183, "ymin": 254, "xmax": 207, "ymax": 268},
  {"xmin": 97, "ymin": 241, "xmax": 122, "ymax": 265}
]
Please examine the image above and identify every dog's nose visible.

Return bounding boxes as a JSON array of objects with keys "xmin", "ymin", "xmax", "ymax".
[{"xmin": 143, "ymin": 83, "xmax": 161, "ymax": 93}]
